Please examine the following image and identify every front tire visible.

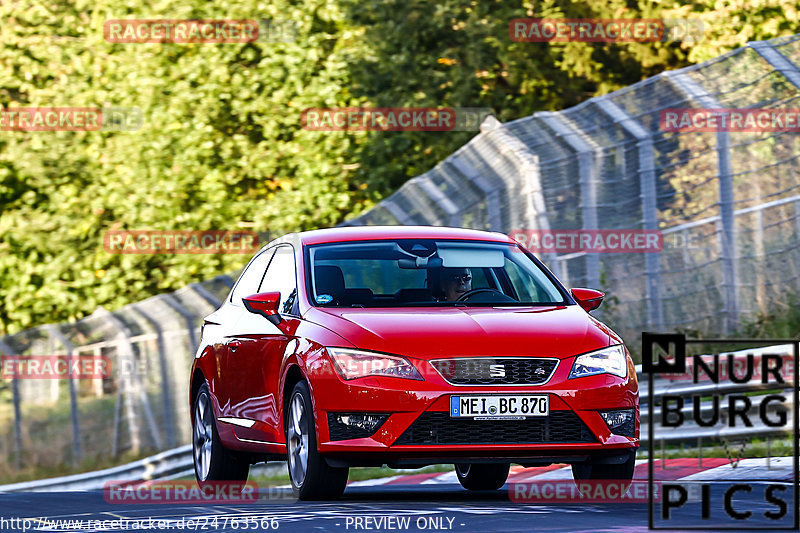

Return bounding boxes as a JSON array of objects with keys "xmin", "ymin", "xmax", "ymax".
[
  {"xmin": 286, "ymin": 381, "xmax": 349, "ymax": 500},
  {"xmin": 193, "ymin": 383, "xmax": 250, "ymax": 484},
  {"xmin": 455, "ymin": 463, "xmax": 510, "ymax": 491},
  {"xmin": 571, "ymin": 451, "xmax": 636, "ymax": 494}
]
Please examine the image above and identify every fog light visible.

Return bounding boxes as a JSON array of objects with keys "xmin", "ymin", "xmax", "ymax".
[
  {"xmin": 327, "ymin": 412, "xmax": 389, "ymax": 441},
  {"xmin": 600, "ymin": 409, "xmax": 635, "ymax": 436},
  {"xmin": 338, "ymin": 413, "xmax": 385, "ymax": 431}
]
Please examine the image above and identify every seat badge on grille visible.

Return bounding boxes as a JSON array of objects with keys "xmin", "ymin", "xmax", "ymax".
[{"xmin": 488, "ymin": 364, "xmax": 506, "ymax": 378}]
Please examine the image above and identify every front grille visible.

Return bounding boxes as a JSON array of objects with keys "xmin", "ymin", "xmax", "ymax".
[
  {"xmin": 430, "ymin": 357, "xmax": 558, "ymax": 385},
  {"xmin": 394, "ymin": 410, "xmax": 596, "ymax": 445}
]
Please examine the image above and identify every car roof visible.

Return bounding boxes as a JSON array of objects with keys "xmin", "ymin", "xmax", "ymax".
[{"xmin": 296, "ymin": 226, "xmax": 515, "ymax": 246}]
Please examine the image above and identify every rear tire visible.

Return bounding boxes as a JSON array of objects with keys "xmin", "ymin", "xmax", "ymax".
[
  {"xmin": 193, "ymin": 383, "xmax": 250, "ymax": 484},
  {"xmin": 454, "ymin": 463, "xmax": 510, "ymax": 491},
  {"xmin": 286, "ymin": 381, "xmax": 349, "ymax": 500}
]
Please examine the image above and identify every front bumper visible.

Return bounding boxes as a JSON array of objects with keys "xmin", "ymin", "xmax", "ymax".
[{"xmin": 306, "ymin": 351, "xmax": 639, "ymax": 464}]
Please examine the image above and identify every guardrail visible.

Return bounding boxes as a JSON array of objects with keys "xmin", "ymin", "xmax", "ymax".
[
  {"xmin": 0, "ymin": 445, "xmax": 193, "ymax": 493},
  {"xmin": 1, "ymin": 343, "xmax": 793, "ymax": 492}
]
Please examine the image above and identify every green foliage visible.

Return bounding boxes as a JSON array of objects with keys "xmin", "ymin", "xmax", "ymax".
[
  {"xmin": 737, "ymin": 292, "xmax": 800, "ymax": 339},
  {"xmin": 0, "ymin": 0, "xmax": 796, "ymax": 335},
  {"xmin": 0, "ymin": 0, "xmax": 365, "ymax": 333}
]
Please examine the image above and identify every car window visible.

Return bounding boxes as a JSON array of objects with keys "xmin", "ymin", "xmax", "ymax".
[
  {"xmin": 307, "ymin": 239, "xmax": 567, "ymax": 307},
  {"xmin": 505, "ymin": 257, "xmax": 538, "ymax": 301},
  {"xmin": 230, "ymin": 248, "xmax": 275, "ymax": 305},
  {"xmin": 259, "ymin": 246, "xmax": 298, "ymax": 315},
  {"xmin": 322, "ymin": 259, "xmax": 427, "ymax": 294}
]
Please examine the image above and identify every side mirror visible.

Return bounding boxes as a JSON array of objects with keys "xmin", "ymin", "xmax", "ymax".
[
  {"xmin": 243, "ymin": 292, "xmax": 282, "ymax": 325},
  {"xmin": 571, "ymin": 288, "xmax": 604, "ymax": 312}
]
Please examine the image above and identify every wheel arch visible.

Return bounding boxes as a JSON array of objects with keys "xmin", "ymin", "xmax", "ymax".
[
  {"xmin": 282, "ymin": 364, "xmax": 306, "ymax": 424},
  {"xmin": 190, "ymin": 368, "xmax": 207, "ymax": 424}
]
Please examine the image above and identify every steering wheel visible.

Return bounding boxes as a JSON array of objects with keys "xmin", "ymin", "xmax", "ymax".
[{"xmin": 456, "ymin": 288, "xmax": 515, "ymax": 303}]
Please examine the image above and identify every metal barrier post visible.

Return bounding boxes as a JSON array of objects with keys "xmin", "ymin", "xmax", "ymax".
[
  {"xmin": 595, "ymin": 98, "xmax": 665, "ymax": 330},
  {"xmin": 44, "ymin": 325, "xmax": 82, "ymax": 466},
  {"xmin": 538, "ymin": 112, "xmax": 602, "ymax": 289},
  {"xmin": 668, "ymin": 72, "xmax": 739, "ymax": 333},
  {"xmin": 0, "ymin": 340, "xmax": 23, "ymax": 469},
  {"xmin": 131, "ymin": 305, "xmax": 177, "ymax": 449}
]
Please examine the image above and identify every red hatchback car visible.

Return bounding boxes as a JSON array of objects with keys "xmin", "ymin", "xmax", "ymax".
[{"xmin": 190, "ymin": 226, "xmax": 639, "ymax": 499}]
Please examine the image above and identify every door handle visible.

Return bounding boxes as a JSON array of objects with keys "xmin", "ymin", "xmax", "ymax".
[{"xmin": 229, "ymin": 340, "xmax": 243, "ymax": 352}]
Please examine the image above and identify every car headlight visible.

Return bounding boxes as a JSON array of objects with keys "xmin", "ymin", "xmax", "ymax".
[
  {"xmin": 327, "ymin": 348, "xmax": 424, "ymax": 381},
  {"xmin": 569, "ymin": 345, "xmax": 628, "ymax": 379}
]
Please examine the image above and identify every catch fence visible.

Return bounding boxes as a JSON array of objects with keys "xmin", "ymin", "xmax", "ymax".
[{"xmin": 2, "ymin": 35, "xmax": 799, "ymax": 478}]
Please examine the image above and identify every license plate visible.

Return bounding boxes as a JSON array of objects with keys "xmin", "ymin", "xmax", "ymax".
[{"xmin": 449, "ymin": 395, "xmax": 549, "ymax": 418}]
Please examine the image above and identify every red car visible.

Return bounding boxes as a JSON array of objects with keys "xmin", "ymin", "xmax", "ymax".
[{"xmin": 190, "ymin": 226, "xmax": 638, "ymax": 499}]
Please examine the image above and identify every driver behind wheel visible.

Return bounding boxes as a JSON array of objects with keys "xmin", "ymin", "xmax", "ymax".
[{"xmin": 437, "ymin": 267, "xmax": 473, "ymax": 301}]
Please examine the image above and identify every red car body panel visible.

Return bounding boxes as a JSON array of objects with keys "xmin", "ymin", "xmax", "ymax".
[{"xmin": 190, "ymin": 226, "xmax": 639, "ymax": 466}]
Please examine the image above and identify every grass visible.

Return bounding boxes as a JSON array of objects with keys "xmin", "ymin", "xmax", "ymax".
[
  {"xmin": 0, "ymin": 390, "xmax": 170, "ymax": 484},
  {"xmin": 0, "ymin": 449, "xmax": 159, "ymax": 485}
]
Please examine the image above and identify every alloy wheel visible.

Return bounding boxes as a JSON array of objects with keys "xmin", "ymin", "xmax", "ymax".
[
  {"xmin": 193, "ymin": 392, "xmax": 213, "ymax": 481},
  {"xmin": 287, "ymin": 392, "xmax": 310, "ymax": 486}
]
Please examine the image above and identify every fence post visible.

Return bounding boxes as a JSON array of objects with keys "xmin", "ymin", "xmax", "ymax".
[
  {"xmin": 716, "ymin": 127, "xmax": 738, "ymax": 333},
  {"xmin": 749, "ymin": 41, "xmax": 800, "ymax": 88},
  {"xmin": 482, "ymin": 122, "xmax": 563, "ymax": 276},
  {"xmin": 189, "ymin": 282, "xmax": 224, "ymax": 310},
  {"xmin": 91, "ymin": 346, "xmax": 103, "ymax": 397},
  {"xmin": 519, "ymin": 154, "xmax": 564, "ymax": 278},
  {"xmin": 95, "ymin": 307, "xmax": 163, "ymax": 454},
  {"xmin": 754, "ymin": 209, "xmax": 765, "ymax": 313},
  {"xmin": 537, "ymin": 112, "xmax": 601, "ymax": 289},
  {"xmin": 415, "ymin": 173, "xmax": 462, "ymax": 227},
  {"xmin": 0, "ymin": 339, "xmax": 23, "ymax": 469},
  {"xmin": 447, "ymin": 156, "xmax": 504, "ymax": 232},
  {"xmin": 749, "ymin": 42, "xmax": 800, "ymax": 302},
  {"xmin": 44, "ymin": 325, "xmax": 82, "ymax": 466},
  {"xmin": 131, "ymin": 305, "xmax": 177, "ymax": 449},
  {"xmin": 796, "ymin": 201, "xmax": 800, "ymax": 295},
  {"xmin": 595, "ymin": 98, "xmax": 665, "ymax": 330},
  {"xmin": 161, "ymin": 295, "xmax": 199, "ymax": 353},
  {"xmin": 668, "ymin": 72, "xmax": 739, "ymax": 334},
  {"xmin": 381, "ymin": 198, "xmax": 419, "ymax": 226}
]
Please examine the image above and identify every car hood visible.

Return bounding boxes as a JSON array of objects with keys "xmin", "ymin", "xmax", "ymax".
[{"xmin": 305, "ymin": 305, "xmax": 617, "ymax": 360}]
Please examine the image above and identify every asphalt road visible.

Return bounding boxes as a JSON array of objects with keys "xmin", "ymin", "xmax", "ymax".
[{"xmin": 0, "ymin": 482, "xmax": 795, "ymax": 533}]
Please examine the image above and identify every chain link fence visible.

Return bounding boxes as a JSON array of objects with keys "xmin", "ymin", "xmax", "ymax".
[
  {"xmin": 0, "ymin": 276, "xmax": 235, "ymax": 480},
  {"xmin": 1, "ymin": 35, "xmax": 799, "ymax": 479},
  {"xmin": 345, "ymin": 35, "xmax": 800, "ymax": 343}
]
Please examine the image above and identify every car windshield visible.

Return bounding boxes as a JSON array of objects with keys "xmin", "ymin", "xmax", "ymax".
[{"xmin": 306, "ymin": 239, "xmax": 569, "ymax": 307}]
